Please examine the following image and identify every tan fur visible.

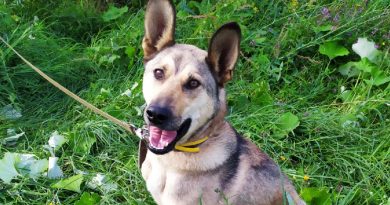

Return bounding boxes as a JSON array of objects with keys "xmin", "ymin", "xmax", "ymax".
[
  {"xmin": 208, "ymin": 28, "xmax": 240, "ymax": 84},
  {"xmin": 140, "ymin": 1, "xmax": 306, "ymax": 204},
  {"xmin": 142, "ymin": 0, "xmax": 175, "ymax": 60}
]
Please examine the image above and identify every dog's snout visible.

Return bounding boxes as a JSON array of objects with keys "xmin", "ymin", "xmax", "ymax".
[{"xmin": 146, "ymin": 106, "xmax": 172, "ymax": 125}]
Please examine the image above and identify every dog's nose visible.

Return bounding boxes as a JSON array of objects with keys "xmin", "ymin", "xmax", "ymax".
[{"xmin": 146, "ymin": 106, "xmax": 172, "ymax": 125}]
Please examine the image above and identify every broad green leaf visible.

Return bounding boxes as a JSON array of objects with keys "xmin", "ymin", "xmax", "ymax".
[
  {"xmin": 69, "ymin": 132, "xmax": 97, "ymax": 154},
  {"xmin": 313, "ymin": 24, "xmax": 332, "ymax": 33},
  {"xmin": 371, "ymin": 67, "xmax": 390, "ymax": 86},
  {"xmin": 340, "ymin": 114, "xmax": 359, "ymax": 128},
  {"xmin": 107, "ymin": 54, "xmax": 120, "ymax": 64},
  {"xmin": 252, "ymin": 81, "xmax": 273, "ymax": 106},
  {"xmin": 75, "ymin": 192, "xmax": 101, "ymax": 205},
  {"xmin": 338, "ymin": 62, "xmax": 360, "ymax": 77},
  {"xmin": 102, "ymin": 5, "xmax": 128, "ymax": 22},
  {"xmin": 0, "ymin": 152, "xmax": 19, "ymax": 184},
  {"xmin": 319, "ymin": 41, "xmax": 349, "ymax": 60},
  {"xmin": 276, "ymin": 112, "xmax": 300, "ymax": 133},
  {"xmin": 254, "ymin": 37, "xmax": 266, "ymax": 44},
  {"xmin": 125, "ymin": 46, "xmax": 136, "ymax": 58},
  {"xmin": 126, "ymin": 46, "xmax": 136, "ymax": 66},
  {"xmin": 354, "ymin": 58, "xmax": 376, "ymax": 73},
  {"xmin": 52, "ymin": 174, "xmax": 84, "ymax": 193},
  {"xmin": 300, "ymin": 187, "xmax": 333, "ymax": 205},
  {"xmin": 340, "ymin": 58, "xmax": 389, "ymax": 86},
  {"xmin": 352, "ymin": 38, "xmax": 379, "ymax": 62},
  {"xmin": 11, "ymin": 14, "xmax": 20, "ymax": 22}
]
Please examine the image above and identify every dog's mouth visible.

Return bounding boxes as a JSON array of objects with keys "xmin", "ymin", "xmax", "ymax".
[{"xmin": 147, "ymin": 119, "xmax": 191, "ymax": 154}]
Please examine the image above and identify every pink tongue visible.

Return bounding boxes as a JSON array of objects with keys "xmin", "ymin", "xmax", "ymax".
[{"xmin": 149, "ymin": 126, "xmax": 177, "ymax": 149}]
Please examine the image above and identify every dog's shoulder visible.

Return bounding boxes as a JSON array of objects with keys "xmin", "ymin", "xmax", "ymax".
[
  {"xmin": 218, "ymin": 130, "xmax": 286, "ymax": 204},
  {"xmin": 239, "ymin": 136, "xmax": 281, "ymax": 178},
  {"xmin": 219, "ymin": 128, "xmax": 281, "ymax": 187}
]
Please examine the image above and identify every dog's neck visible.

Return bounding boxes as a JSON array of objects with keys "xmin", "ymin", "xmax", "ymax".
[{"xmin": 153, "ymin": 90, "xmax": 238, "ymax": 172}]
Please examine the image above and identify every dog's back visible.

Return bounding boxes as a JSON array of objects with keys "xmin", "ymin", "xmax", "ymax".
[{"xmin": 221, "ymin": 134, "xmax": 304, "ymax": 205}]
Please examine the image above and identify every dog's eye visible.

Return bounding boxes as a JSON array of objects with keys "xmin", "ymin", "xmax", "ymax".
[
  {"xmin": 154, "ymin": 69, "xmax": 164, "ymax": 80},
  {"xmin": 186, "ymin": 79, "xmax": 200, "ymax": 89}
]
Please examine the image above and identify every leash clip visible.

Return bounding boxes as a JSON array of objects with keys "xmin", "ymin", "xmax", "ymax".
[{"xmin": 130, "ymin": 124, "xmax": 149, "ymax": 140}]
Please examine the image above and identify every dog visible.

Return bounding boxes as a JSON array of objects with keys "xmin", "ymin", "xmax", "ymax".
[{"xmin": 138, "ymin": 0, "xmax": 306, "ymax": 204}]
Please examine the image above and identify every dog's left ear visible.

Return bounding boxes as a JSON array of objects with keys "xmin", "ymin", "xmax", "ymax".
[
  {"xmin": 207, "ymin": 22, "xmax": 241, "ymax": 86},
  {"xmin": 142, "ymin": 0, "xmax": 176, "ymax": 60}
]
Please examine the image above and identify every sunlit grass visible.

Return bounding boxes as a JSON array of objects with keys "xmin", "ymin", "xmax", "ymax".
[{"xmin": 1, "ymin": 0, "xmax": 389, "ymax": 204}]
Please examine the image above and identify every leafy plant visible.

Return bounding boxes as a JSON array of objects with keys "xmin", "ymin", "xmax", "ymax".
[
  {"xmin": 301, "ymin": 187, "xmax": 334, "ymax": 205},
  {"xmin": 319, "ymin": 41, "xmax": 350, "ymax": 60},
  {"xmin": 52, "ymin": 174, "xmax": 84, "ymax": 193},
  {"xmin": 75, "ymin": 192, "xmax": 101, "ymax": 205},
  {"xmin": 102, "ymin": 5, "xmax": 128, "ymax": 22},
  {"xmin": 274, "ymin": 112, "xmax": 300, "ymax": 137}
]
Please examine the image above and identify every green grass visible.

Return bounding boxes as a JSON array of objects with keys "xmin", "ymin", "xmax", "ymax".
[{"xmin": 1, "ymin": 0, "xmax": 389, "ymax": 204}]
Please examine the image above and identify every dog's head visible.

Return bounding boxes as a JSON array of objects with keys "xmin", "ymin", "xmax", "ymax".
[{"xmin": 142, "ymin": 0, "xmax": 241, "ymax": 154}]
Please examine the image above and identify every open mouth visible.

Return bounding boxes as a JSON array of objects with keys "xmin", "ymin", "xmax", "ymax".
[{"xmin": 147, "ymin": 119, "xmax": 191, "ymax": 154}]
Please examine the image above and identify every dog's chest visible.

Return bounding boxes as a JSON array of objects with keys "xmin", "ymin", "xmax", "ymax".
[{"xmin": 142, "ymin": 156, "xmax": 221, "ymax": 205}]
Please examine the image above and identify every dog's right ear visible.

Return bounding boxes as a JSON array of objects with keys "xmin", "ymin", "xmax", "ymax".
[{"xmin": 142, "ymin": 0, "xmax": 176, "ymax": 60}]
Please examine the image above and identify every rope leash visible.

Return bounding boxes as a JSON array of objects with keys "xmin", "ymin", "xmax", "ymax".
[
  {"xmin": 0, "ymin": 36, "xmax": 145, "ymax": 139},
  {"xmin": 0, "ymin": 37, "xmax": 207, "ymax": 153}
]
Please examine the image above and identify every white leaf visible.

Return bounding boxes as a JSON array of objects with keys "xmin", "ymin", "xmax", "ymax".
[
  {"xmin": 0, "ymin": 104, "xmax": 22, "ymax": 120},
  {"xmin": 0, "ymin": 152, "xmax": 20, "ymax": 183},
  {"xmin": 87, "ymin": 173, "xmax": 105, "ymax": 189},
  {"xmin": 29, "ymin": 159, "xmax": 49, "ymax": 179},
  {"xmin": 3, "ymin": 129, "xmax": 24, "ymax": 146},
  {"xmin": 121, "ymin": 82, "xmax": 139, "ymax": 97},
  {"xmin": 47, "ymin": 157, "xmax": 63, "ymax": 179},
  {"xmin": 48, "ymin": 131, "xmax": 67, "ymax": 149},
  {"xmin": 74, "ymin": 169, "xmax": 88, "ymax": 175},
  {"xmin": 0, "ymin": 153, "xmax": 50, "ymax": 182},
  {"xmin": 131, "ymin": 82, "xmax": 139, "ymax": 90},
  {"xmin": 120, "ymin": 89, "xmax": 132, "ymax": 97},
  {"xmin": 43, "ymin": 144, "xmax": 55, "ymax": 157},
  {"xmin": 87, "ymin": 173, "xmax": 118, "ymax": 193},
  {"xmin": 352, "ymin": 38, "xmax": 379, "ymax": 61},
  {"xmin": 15, "ymin": 154, "xmax": 37, "ymax": 174}
]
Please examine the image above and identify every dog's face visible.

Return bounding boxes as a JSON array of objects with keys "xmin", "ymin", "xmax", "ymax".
[{"xmin": 142, "ymin": 0, "xmax": 241, "ymax": 154}]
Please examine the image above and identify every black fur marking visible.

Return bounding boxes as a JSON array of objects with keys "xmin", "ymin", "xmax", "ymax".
[
  {"xmin": 138, "ymin": 140, "xmax": 148, "ymax": 169},
  {"xmin": 219, "ymin": 131, "xmax": 246, "ymax": 190},
  {"xmin": 251, "ymin": 158, "xmax": 281, "ymax": 179}
]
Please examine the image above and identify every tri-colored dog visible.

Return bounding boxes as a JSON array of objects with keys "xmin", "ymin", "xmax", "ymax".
[{"xmin": 138, "ymin": 0, "xmax": 306, "ymax": 204}]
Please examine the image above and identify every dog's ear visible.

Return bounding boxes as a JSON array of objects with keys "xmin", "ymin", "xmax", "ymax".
[
  {"xmin": 142, "ymin": 0, "xmax": 176, "ymax": 60},
  {"xmin": 207, "ymin": 22, "xmax": 241, "ymax": 86}
]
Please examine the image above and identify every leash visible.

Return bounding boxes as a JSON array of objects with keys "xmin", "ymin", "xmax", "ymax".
[
  {"xmin": 0, "ymin": 36, "xmax": 145, "ymax": 139},
  {"xmin": 0, "ymin": 37, "xmax": 207, "ymax": 153}
]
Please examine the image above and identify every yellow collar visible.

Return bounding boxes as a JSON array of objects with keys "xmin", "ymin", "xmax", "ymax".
[{"xmin": 174, "ymin": 136, "xmax": 208, "ymax": 153}]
